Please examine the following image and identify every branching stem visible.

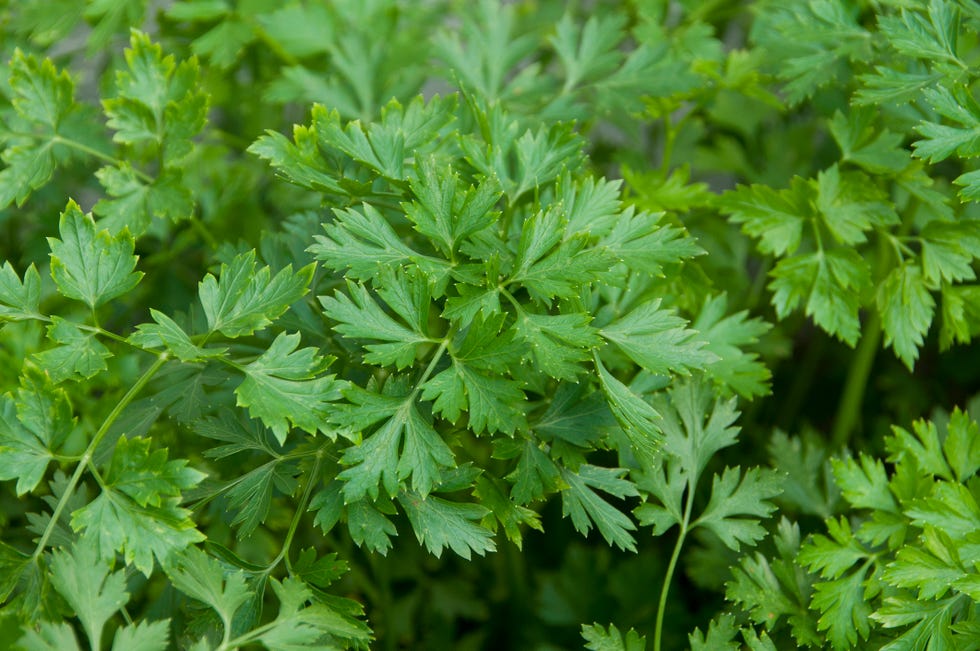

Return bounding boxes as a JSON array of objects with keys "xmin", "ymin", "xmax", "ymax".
[{"xmin": 31, "ymin": 354, "xmax": 169, "ymax": 561}]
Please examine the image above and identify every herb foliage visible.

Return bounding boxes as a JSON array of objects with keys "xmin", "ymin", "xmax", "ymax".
[{"xmin": 0, "ymin": 1, "xmax": 979, "ymax": 650}]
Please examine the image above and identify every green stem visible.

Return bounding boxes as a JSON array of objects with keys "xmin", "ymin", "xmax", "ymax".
[
  {"xmin": 653, "ymin": 478, "xmax": 696, "ymax": 651},
  {"xmin": 51, "ymin": 134, "xmax": 220, "ymax": 251},
  {"xmin": 51, "ymin": 136, "xmax": 154, "ymax": 183},
  {"xmin": 411, "ymin": 339, "xmax": 449, "ymax": 398},
  {"xmin": 660, "ymin": 113, "xmax": 676, "ymax": 176},
  {"xmin": 831, "ymin": 310, "xmax": 881, "ymax": 449},
  {"xmin": 187, "ymin": 214, "xmax": 220, "ymax": 251},
  {"xmin": 31, "ymin": 354, "xmax": 169, "ymax": 561},
  {"xmin": 280, "ymin": 453, "xmax": 324, "ymax": 575}
]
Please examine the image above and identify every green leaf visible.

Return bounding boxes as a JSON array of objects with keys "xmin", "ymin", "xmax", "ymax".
[
  {"xmin": 338, "ymin": 397, "xmax": 455, "ymax": 501},
  {"xmin": 47, "ymin": 200, "xmax": 143, "ymax": 309},
  {"xmin": 655, "ymin": 381, "xmax": 741, "ymax": 482},
  {"xmin": 767, "ymin": 431, "xmax": 839, "ymax": 518},
  {"xmin": 559, "ymin": 173, "xmax": 622, "ymax": 236},
  {"xmin": 855, "ymin": 67, "xmax": 942, "ymax": 105},
  {"xmin": 235, "ymin": 332, "xmax": 344, "ymax": 444},
  {"xmin": 688, "ymin": 613, "xmax": 740, "ymax": 651},
  {"xmin": 769, "ymin": 249, "xmax": 870, "ymax": 346},
  {"xmin": 512, "ymin": 123, "xmax": 584, "ymax": 200},
  {"xmin": 128, "ymin": 309, "xmax": 224, "ymax": 362},
  {"xmin": 513, "ymin": 312, "xmax": 599, "ymax": 380},
  {"xmin": 878, "ymin": 1, "xmax": 963, "ymax": 65},
  {"xmin": 72, "ymin": 477, "xmax": 205, "ymax": 576},
  {"xmin": 292, "ymin": 547, "xmax": 349, "ymax": 589},
  {"xmin": 594, "ymin": 358, "xmax": 662, "ymax": 468},
  {"xmin": 49, "ymin": 538, "xmax": 129, "ymax": 651},
  {"xmin": 84, "ymin": 0, "xmax": 145, "ymax": 51},
  {"xmin": 0, "ymin": 392, "xmax": 60, "ymax": 495},
  {"xmin": 103, "ymin": 31, "xmax": 207, "ymax": 165},
  {"xmin": 831, "ymin": 454, "xmax": 899, "ymax": 512},
  {"xmin": 602, "ymin": 206, "xmax": 704, "ymax": 277},
  {"xmin": 507, "ymin": 204, "xmax": 613, "ymax": 304},
  {"xmin": 693, "ymin": 294, "xmax": 772, "ymax": 399},
  {"xmin": 913, "ymin": 85, "xmax": 980, "ymax": 164},
  {"xmin": 315, "ymin": 96, "xmax": 455, "ymax": 181},
  {"xmin": 750, "ymin": 1, "xmax": 869, "ymax": 104},
  {"xmin": 506, "ymin": 439, "xmax": 563, "ymax": 505},
  {"xmin": 109, "ymin": 620, "xmax": 170, "ymax": 651},
  {"xmin": 904, "ymin": 482, "xmax": 980, "ymax": 539},
  {"xmin": 104, "ymin": 436, "xmax": 205, "ymax": 508},
  {"xmin": 0, "ymin": 262, "xmax": 42, "ymax": 321},
  {"xmin": 560, "ymin": 464, "xmax": 639, "ymax": 552},
  {"xmin": 634, "ymin": 462, "xmax": 685, "ymax": 536},
  {"xmin": 248, "ymin": 124, "xmax": 343, "ymax": 195},
  {"xmin": 886, "ymin": 417, "xmax": 954, "ymax": 480},
  {"xmin": 919, "ymin": 220, "xmax": 980, "ymax": 285},
  {"xmin": 472, "ymin": 476, "xmax": 542, "ymax": 550},
  {"xmin": 94, "ymin": 165, "xmax": 194, "ymax": 236},
  {"xmin": 941, "ymin": 408, "xmax": 980, "ymax": 482},
  {"xmin": 256, "ymin": 577, "xmax": 372, "ymax": 648},
  {"xmin": 815, "ymin": 165, "xmax": 899, "ymax": 245},
  {"xmin": 405, "ymin": 157, "xmax": 501, "ymax": 256},
  {"xmin": 726, "ymin": 519, "xmax": 817, "ymax": 642},
  {"xmin": 581, "ymin": 622, "xmax": 647, "ymax": 651},
  {"xmin": 34, "ymin": 317, "xmax": 112, "ymax": 382},
  {"xmin": 199, "ymin": 249, "xmax": 313, "ymax": 338},
  {"xmin": 829, "ymin": 108, "xmax": 910, "ymax": 174},
  {"xmin": 165, "ymin": 546, "xmax": 252, "ymax": 637},
  {"xmin": 799, "ymin": 517, "xmax": 876, "ymax": 647},
  {"xmin": 311, "ymin": 203, "xmax": 448, "ymax": 282},
  {"xmin": 881, "ymin": 527, "xmax": 964, "ymax": 600},
  {"xmin": 717, "ymin": 178, "xmax": 812, "ymax": 256},
  {"xmin": 940, "ymin": 284, "xmax": 980, "ymax": 349},
  {"xmin": 550, "ymin": 13, "xmax": 625, "ymax": 92},
  {"xmin": 398, "ymin": 405, "xmax": 456, "ymax": 497},
  {"xmin": 398, "ymin": 491, "xmax": 496, "ymax": 559},
  {"xmin": 346, "ymin": 497, "xmax": 398, "ymax": 555},
  {"xmin": 741, "ymin": 628, "xmax": 779, "ymax": 651},
  {"xmin": 0, "ymin": 51, "xmax": 83, "ymax": 208},
  {"xmin": 799, "ymin": 517, "xmax": 872, "ymax": 580},
  {"xmin": 221, "ymin": 460, "xmax": 297, "ymax": 539},
  {"xmin": 877, "ymin": 263, "xmax": 935, "ymax": 370},
  {"xmin": 873, "ymin": 595, "xmax": 959, "ymax": 651},
  {"xmin": 534, "ymin": 381, "xmax": 617, "ymax": 448},
  {"xmin": 17, "ymin": 622, "xmax": 81, "ymax": 651},
  {"xmin": 600, "ymin": 299, "xmax": 716, "ymax": 376},
  {"xmin": 256, "ymin": 3, "xmax": 334, "ymax": 58},
  {"xmin": 0, "ymin": 540, "xmax": 31, "ymax": 602},
  {"xmin": 809, "ymin": 570, "xmax": 874, "ymax": 650},
  {"xmin": 320, "ymin": 279, "xmax": 431, "ymax": 369},
  {"xmin": 423, "ymin": 358, "xmax": 526, "ymax": 435},
  {"xmin": 692, "ymin": 466, "xmax": 783, "ymax": 551}
]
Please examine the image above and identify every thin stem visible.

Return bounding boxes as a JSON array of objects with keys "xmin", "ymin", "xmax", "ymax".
[
  {"xmin": 52, "ymin": 133, "xmax": 220, "ymax": 251},
  {"xmin": 281, "ymin": 453, "xmax": 324, "ymax": 575},
  {"xmin": 654, "ymin": 476, "xmax": 697, "ymax": 651},
  {"xmin": 831, "ymin": 310, "xmax": 881, "ymax": 449},
  {"xmin": 411, "ymin": 339, "xmax": 449, "ymax": 397},
  {"xmin": 51, "ymin": 136, "xmax": 154, "ymax": 183},
  {"xmin": 32, "ymin": 354, "xmax": 169, "ymax": 561},
  {"xmin": 187, "ymin": 214, "xmax": 221, "ymax": 251},
  {"xmin": 659, "ymin": 113, "xmax": 676, "ymax": 176}
]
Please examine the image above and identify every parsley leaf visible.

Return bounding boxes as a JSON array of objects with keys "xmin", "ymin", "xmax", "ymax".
[
  {"xmin": 199, "ymin": 250, "xmax": 313, "ymax": 339},
  {"xmin": 235, "ymin": 332, "xmax": 344, "ymax": 444},
  {"xmin": 48, "ymin": 200, "xmax": 143, "ymax": 309}
]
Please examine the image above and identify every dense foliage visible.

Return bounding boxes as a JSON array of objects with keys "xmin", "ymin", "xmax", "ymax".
[{"xmin": 0, "ymin": 1, "xmax": 979, "ymax": 649}]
